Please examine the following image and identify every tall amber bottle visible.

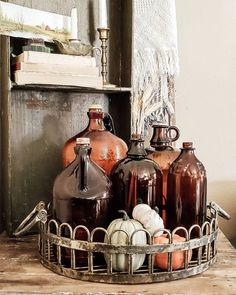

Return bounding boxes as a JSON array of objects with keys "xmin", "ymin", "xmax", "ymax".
[
  {"xmin": 110, "ymin": 134, "xmax": 163, "ymax": 218},
  {"xmin": 166, "ymin": 142, "xmax": 207, "ymax": 234},
  {"xmin": 63, "ymin": 105, "xmax": 128, "ymax": 175},
  {"xmin": 53, "ymin": 137, "xmax": 114, "ymax": 265},
  {"xmin": 147, "ymin": 124, "xmax": 180, "ymax": 224}
]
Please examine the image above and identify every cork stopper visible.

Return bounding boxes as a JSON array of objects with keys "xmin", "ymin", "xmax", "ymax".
[
  {"xmin": 182, "ymin": 142, "xmax": 193, "ymax": 149},
  {"xmin": 76, "ymin": 137, "xmax": 90, "ymax": 145},
  {"xmin": 131, "ymin": 133, "xmax": 143, "ymax": 141},
  {"xmin": 89, "ymin": 104, "xmax": 102, "ymax": 110}
]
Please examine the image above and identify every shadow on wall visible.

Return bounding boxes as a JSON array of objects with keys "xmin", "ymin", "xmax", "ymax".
[
  {"xmin": 208, "ymin": 181, "xmax": 236, "ymax": 248},
  {"xmin": 14, "ymin": 114, "xmax": 64, "ymax": 202},
  {"xmin": 11, "ymin": 115, "xmax": 64, "ymax": 232}
]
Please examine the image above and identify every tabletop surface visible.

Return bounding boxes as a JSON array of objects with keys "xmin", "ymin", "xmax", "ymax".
[{"xmin": 0, "ymin": 230, "xmax": 236, "ymax": 295}]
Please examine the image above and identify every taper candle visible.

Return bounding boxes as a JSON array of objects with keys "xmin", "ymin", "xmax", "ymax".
[
  {"xmin": 98, "ymin": 0, "xmax": 108, "ymax": 28},
  {"xmin": 71, "ymin": 7, "xmax": 78, "ymax": 39}
]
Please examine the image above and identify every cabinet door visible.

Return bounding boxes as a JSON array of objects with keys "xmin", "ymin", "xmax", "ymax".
[{"xmin": 3, "ymin": 87, "xmax": 111, "ymax": 234}]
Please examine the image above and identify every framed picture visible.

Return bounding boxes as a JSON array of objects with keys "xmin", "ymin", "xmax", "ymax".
[{"xmin": 0, "ymin": 1, "xmax": 71, "ymax": 41}]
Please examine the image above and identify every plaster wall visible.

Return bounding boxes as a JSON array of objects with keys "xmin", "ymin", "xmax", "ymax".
[{"xmin": 175, "ymin": 0, "xmax": 236, "ymax": 245}]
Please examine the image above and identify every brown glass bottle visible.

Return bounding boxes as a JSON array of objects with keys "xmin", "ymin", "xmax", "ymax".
[
  {"xmin": 147, "ymin": 124, "xmax": 180, "ymax": 225},
  {"xmin": 166, "ymin": 142, "xmax": 207, "ymax": 235},
  {"xmin": 53, "ymin": 137, "xmax": 113, "ymax": 266},
  {"xmin": 62, "ymin": 105, "xmax": 128, "ymax": 175},
  {"xmin": 110, "ymin": 134, "xmax": 163, "ymax": 218}
]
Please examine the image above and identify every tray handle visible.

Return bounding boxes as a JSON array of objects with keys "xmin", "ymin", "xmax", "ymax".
[
  {"xmin": 208, "ymin": 201, "xmax": 231, "ymax": 220},
  {"xmin": 14, "ymin": 201, "xmax": 47, "ymax": 236}
]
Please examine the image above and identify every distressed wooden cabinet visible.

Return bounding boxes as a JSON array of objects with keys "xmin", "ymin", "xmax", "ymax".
[{"xmin": 0, "ymin": 0, "xmax": 132, "ymax": 234}]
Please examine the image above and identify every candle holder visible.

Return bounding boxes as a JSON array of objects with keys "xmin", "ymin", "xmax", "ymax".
[{"xmin": 97, "ymin": 27, "xmax": 115, "ymax": 88}]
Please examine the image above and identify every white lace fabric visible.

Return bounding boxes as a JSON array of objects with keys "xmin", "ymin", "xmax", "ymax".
[{"xmin": 131, "ymin": 0, "xmax": 179, "ymax": 135}]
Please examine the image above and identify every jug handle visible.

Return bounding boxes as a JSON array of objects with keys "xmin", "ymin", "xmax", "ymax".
[
  {"xmin": 14, "ymin": 201, "xmax": 47, "ymax": 236},
  {"xmin": 103, "ymin": 112, "xmax": 116, "ymax": 135},
  {"xmin": 80, "ymin": 153, "xmax": 88, "ymax": 192},
  {"xmin": 167, "ymin": 126, "xmax": 180, "ymax": 142}
]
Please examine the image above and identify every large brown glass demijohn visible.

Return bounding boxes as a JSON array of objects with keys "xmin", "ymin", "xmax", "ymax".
[
  {"xmin": 62, "ymin": 105, "xmax": 128, "ymax": 175},
  {"xmin": 166, "ymin": 142, "xmax": 207, "ymax": 237},
  {"xmin": 53, "ymin": 137, "xmax": 114, "ymax": 266},
  {"xmin": 110, "ymin": 134, "xmax": 163, "ymax": 218},
  {"xmin": 147, "ymin": 123, "xmax": 180, "ymax": 225}
]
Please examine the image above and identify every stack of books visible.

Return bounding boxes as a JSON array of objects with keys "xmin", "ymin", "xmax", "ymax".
[{"xmin": 13, "ymin": 51, "xmax": 102, "ymax": 88}]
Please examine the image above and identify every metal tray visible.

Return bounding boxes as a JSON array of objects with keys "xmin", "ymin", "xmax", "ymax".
[{"xmin": 15, "ymin": 201, "xmax": 230, "ymax": 284}]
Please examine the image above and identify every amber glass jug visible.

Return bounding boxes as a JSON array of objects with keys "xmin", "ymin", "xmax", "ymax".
[
  {"xmin": 147, "ymin": 123, "xmax": 180, "ymax": 225},
  {"xmin": 53, "ymin": 137, "xmax": 113, "ymax": 265},
  {"xmin": 110, "ymin": 134, "xmax": 163, "ymax": 218},
  {"xmin": 166, "ymin": 142, "xmax": 207, "ymax": 235},
  {"xmin": 62, "ymin": 105, "xmax": 128, "ymax": 175}
]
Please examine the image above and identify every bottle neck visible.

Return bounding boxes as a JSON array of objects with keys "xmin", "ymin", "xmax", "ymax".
[
  {"xmin": 180, "ymin": 147, "xmax": 195, "ymax": 156},
  {"xmin": 150, "ymin": 125, "xmax": 171, "ymax": 150},
  {"xmin": 74, "ymin": 145, "xmax": 91, "ymax": 158},
  {"xmin": 127, "ymin": 139, "xmax": 147, "ymax": 159},
  {"xmin": 87, "ymin": 111, "xmax": 105, "ymax": 131}
]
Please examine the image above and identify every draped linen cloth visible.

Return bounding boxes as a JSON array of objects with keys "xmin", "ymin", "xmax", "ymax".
[{"xmin": 131, "ymin": 0, "xmax": 179, "ymax": 135}]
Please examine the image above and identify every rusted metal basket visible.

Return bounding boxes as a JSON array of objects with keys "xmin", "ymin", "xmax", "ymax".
[{"xmin": 15, "ymin": 201, "xmax": 230, "ymax": 284}]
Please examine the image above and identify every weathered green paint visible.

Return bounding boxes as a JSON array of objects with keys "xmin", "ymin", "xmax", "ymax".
[
  {"xmin": 0, "ymin": 37, "xmax": 4, "ymax": 233},
  {"xmin": 4, "ymin": 88, "xmax": 111, "ymax": 234},
  {"xmin": 0, "ymin": 35, "xmax": 11, "ymax": 234}
]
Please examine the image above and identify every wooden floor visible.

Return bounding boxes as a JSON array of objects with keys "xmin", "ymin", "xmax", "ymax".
[{"xmin": 0, "ymin": 231, "xmax": 236, "ymax": 295}]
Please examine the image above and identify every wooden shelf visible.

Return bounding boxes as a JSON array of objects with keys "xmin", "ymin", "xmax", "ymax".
[{"xmin": 12, "ymin": 84, "xmax": 132, "ymax": 93}]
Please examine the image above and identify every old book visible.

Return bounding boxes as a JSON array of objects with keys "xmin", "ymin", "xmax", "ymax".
[
  {"xmin": 16, "ymin": 51, "xmax": 96, "ymax": 67},
  {"xmin": 14, "ymin": 70, "xmax": 103, "ymax": 88},
  {"xmin": 14, "ymin": 62, "xmax": 99, "ymax": 76}
]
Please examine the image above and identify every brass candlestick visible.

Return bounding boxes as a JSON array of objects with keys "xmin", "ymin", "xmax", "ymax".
[{"xmin": 97, "ymin": 27, "xmax": 115, "ymax": 87}]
